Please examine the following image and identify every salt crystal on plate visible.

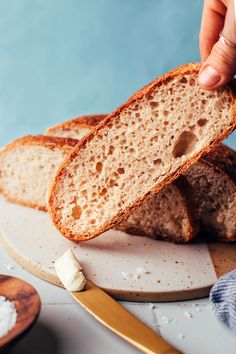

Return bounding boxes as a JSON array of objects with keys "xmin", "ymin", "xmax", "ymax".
[
  {"xmin": 184, "ymin": 311, "xmax": 193, "ymax": 318},
  {"xmin": 195, "ymin": 307, "xmax": 202, "ymax": 312},
  {"xmin": 121, "ymin": 272, "xmax": 132, "ymax": 280},
  {"xmin": 136, "ymin": 267, "xmax": 149, "ymax": 275},
  {"xmin": 177, "ymin": 333, "xmax": 185, "ymax": 340},
  {"xmin": 6, "ymin": 264, "xmax": 14, "ymax": 270},
  {"xmin": 147, "ymin": 303, "xmax": 156, "ymax": 310},
  {"xmin": 161, "ymin": 316, "xmax": 170, "ymax": 324}
]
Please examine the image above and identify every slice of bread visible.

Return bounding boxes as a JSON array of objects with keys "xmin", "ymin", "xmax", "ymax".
[
  {"xmin": 184, "ymin": 144, "xmax": 236, "ymax": 242},
  {"xmin": 117, "ymin": 178, "xmax": 198, "ymax": 242},
  {"xmin": 45, "ymin": 113, "xmax": 236, "ymax": 242},
  {"xmin": 45, "ymin": 113, "xmax": 198, "ymax": 242},
  {"xmin": 0, "ymin": 135, "xmax": 78, "ymax": 210},
  {"xmin": 0, "ymin": 135, "xmax": 198, "ymax": 242},
  {"xmin": 48, "ymin": 63, "xmax": 236, "ymax": 241},
  {"xmin": 45, "ymin": 114, "xmax": 106, "ymax": 140}
]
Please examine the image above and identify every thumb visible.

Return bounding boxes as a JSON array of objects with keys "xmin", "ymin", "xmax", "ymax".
[{"xmin": 198, "ymin": 1, "xmax": 236, "ymax": 90}]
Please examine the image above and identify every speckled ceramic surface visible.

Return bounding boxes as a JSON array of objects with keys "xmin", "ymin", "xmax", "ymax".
[{"xmin": 0, "ymin": 197, "xmax": 217, "ymax": 301}]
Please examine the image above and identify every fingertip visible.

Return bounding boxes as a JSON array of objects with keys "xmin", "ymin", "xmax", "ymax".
[
  {"xmin": 198, "ymin": 65, "xmax": 231, "ymax": 90},
  {"xmin": 198, "ymin": 65, "xmax": 222, "ymax": 89}
]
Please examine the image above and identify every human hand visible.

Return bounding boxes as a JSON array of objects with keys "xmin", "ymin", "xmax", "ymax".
[{"xmin": 198, "ymin": 0, "xmax": 236, "ymax": 89}]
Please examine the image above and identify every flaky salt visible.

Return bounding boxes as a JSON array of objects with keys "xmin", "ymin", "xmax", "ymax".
[
  {"xmin": 184, "ymin": 311, "xmax": 193, "ymax": 318},
  {"xmin": 0, "ymin": 296, "xmax": 17, "ymax": 337},
  {"xmin": 177, "ymin": 333, "xmax": 186, "ymax": 340}
]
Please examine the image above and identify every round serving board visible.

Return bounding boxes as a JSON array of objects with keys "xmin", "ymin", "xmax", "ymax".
[{"xmin": 0, "ymin": 197, "xmax": 234, "ymax": 302}]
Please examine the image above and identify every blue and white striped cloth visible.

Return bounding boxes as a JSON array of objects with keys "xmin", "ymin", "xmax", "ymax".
[{"xmin": 210, "ymin": 270, "xmax": 236, "ymax": 333}]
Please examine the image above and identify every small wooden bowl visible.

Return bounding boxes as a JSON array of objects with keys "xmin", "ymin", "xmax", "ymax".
[{"xmin": 0, "ymin": 274, "xmax": 41, "ymax": 351}]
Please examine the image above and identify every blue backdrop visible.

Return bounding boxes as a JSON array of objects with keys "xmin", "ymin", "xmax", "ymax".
[{"xmin": 0, "ymin": 0, "xmax": 235, "ymax": 148}]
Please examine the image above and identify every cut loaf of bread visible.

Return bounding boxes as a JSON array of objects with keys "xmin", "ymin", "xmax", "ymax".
[
  {"xmin": 0, "ymin": 136, "xmax": 78, "ymax": 210},
  {"xmin": 45, "ymin": 114, "xmax": 106, "ymax": 140},
  {"xmin": 48, "ymin": 63, "xmax": 236, "ymax": 241},
  {"xmin": 46, "ymin": 113, "xmax": 236, "ymax": 242},
  {"xmin": 117, "ymin": 178, "xmax": 198, "ymax": 242},
  {"xmin": 184, "ymin": 144, "xmax": 236, "ymax": 242},
  {"xmin": 0, "ymin": 135, "xmax": 198, "ymax": 242}
]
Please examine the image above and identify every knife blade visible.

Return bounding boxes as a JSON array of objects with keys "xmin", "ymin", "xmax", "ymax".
[{"xmin": 71, "ymin": 280, "xmax": 181, "ymax": 354}]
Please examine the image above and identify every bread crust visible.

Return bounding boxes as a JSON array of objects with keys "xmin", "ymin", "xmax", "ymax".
[
  {"xmin": 47, "ymin": 63, "xmax": 236, "ymax": 241},
  {"xmin": 45, "ymin": 114, "xmax": 107, "ymax": 136},
  {"xmin": 0, "ymin": 135, "xmax": 79, "ymax": 152},
  {"xmin": 0, "ymin": 135, "xmax": 79, "ymax": 211}
]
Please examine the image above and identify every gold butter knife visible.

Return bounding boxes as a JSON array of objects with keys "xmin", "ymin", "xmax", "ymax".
[{"xmin": 71, "ymin": 280, "xmax": 181, "ymax": 354}]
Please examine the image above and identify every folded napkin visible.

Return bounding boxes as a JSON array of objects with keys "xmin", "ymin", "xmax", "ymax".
[{"xmin": 210, "ymin": 269, "xmax": 236, "ymax": 333}]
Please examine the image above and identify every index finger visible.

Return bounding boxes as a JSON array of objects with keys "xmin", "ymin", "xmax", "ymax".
[{"xmin": 199, "ymin": 0, "xmax": 226, "ymax": 61}]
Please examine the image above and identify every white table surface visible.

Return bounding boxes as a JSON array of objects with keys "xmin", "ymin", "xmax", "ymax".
[{"xmin": 1, "ymin": 244, "xmax": 235, "ymax": 354}]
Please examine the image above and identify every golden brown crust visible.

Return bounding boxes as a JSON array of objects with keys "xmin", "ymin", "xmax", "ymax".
[
  {"xmin": 0, "ymin": 135, "xmax": 79, "ymax": 152},
  {"xmin": 48, "ymin": 63, "xmax": 236, "ymax": 242},
  {"xmin": 45, "ymin": 114, "xmax": 107, "ymax": 136},
  {"xmin": 0, "ymin": 194, "xmax": 48, "ymax": 212},
  {"xmin": 0, "ymin": 135, "xmax": 79, "ymax": 211}
]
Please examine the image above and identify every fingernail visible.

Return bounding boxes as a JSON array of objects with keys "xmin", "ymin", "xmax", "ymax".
[{"xmin": 198, "ymin": 66, "xmax": 221, "ymax": 87}]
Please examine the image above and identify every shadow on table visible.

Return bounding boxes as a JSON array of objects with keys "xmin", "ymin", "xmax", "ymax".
[{"xmin": 5, "ymin": 321, "xmax": 61, "ymax": 354}]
